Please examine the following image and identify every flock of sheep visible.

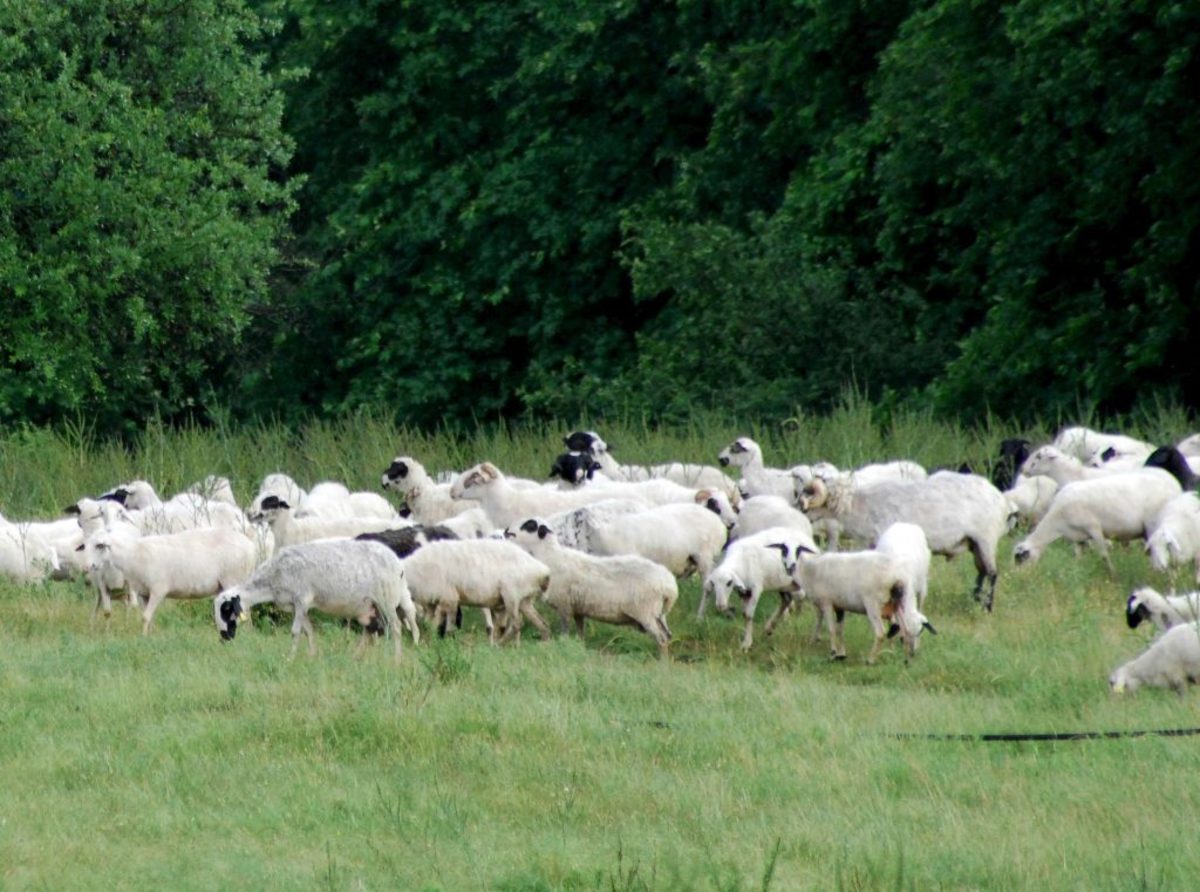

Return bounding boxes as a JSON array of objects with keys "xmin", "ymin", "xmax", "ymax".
[{"xmin": 3, "ymin": 424, "xmax": 1200, "ymax": 695}]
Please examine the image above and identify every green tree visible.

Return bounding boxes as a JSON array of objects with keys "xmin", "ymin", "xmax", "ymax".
[{"xmin": 0, "ymin": 0, "xmax": 295, "ymax": 429}]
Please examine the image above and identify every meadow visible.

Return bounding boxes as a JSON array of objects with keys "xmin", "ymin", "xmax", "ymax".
[{"xmin": 1, "ymin": 403, "xmax": 1198, "ymax": 890}]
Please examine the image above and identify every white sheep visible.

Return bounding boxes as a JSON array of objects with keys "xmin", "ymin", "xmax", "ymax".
[
  {"xmin": 505, "ymin": 518, "xmax": 677, "ymax": 656},
  {"xmin": 1177, "ymin": 434, "xmax": 1200, "ymax": 458},
  {"xmin": 544, "ymin": 499, "xmax": 648, "ymax": 550},
  {"xmin": 303, "ymin": 480, "xmax": 399, "ymax": 520},
  {"xmin": 1054, "ymin": 427, "xmax": 1155, "ymax": 464},
  {"xmin": 874, "ymin": 521, "xmax": 932, "ymax": 613},
  {"xmin": 249, "ymin": 473, "xmax": 308, "ymax": 516},
  {"xmin": 1125, "ymin": 587, "xmax": 1200, "ymax": 633},
  {"xmin": 704, "ymin": 527, "xmax": 819, "ymax": 650},
  {"xmin": 1145, "ymin": 493, "xmax": 1200, "ymax": 585},
  {"xmin": 798, "ymin": 471, "xmax": 1009, "ymax": 611},
  {"xmin": 781, "ymin": 543, "xmax": 934, "ymax": 663},
  {"xmin": 401, "ymin": 538, "xmax": 552, "ymax": 643},
  {"xmin": 1003, "ymin": 474, "xmax": 1059, "ymax": 528},
  {"xmin": 87, "ymin": 526, "xmax": 259, "ymax": 635},
  {"xmin": 581, "ymin": 502, "xmax": 728, "ymax": 583},
  {"xmin": 249, "ymin": 495, "xmax": 406, "ymax": 548},
  {"xmin": 448, "ymin": 462, "xmax": 648, "ymax": 530},
  {"xmin": 0, "ymin": 519, "xmax": 61, "ymax": 583},
  {"xmin": 213, "ymin": 539, "xmax": 419, "ymax": 660},
  {"xmin": 562, "ymin": 431, "xmax": 741, "ymax": 503},
  {"xmin": 727, "ymin": 495, "xmax": 814, "ymax": 543},
  {"xmin": 1013, "ymin": 469, "xmax": 1182, "ymax": 573},
  {"xmin": 381, "ymin": 455, "xmax": 481, "ymax": 523},
  {"xmin": 1019, "ymin": 445, "xmax": 1122, "ymax": 485},
  {"xmin": 717, "ymin": 437, "xmax": 794, "ymax": 500},
  {"xmin": 1109, "ymin": 622, "xmax": 1200, "ymax": 694}
]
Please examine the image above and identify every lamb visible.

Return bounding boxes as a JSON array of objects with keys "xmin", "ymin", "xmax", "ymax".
[
  {"xmin": 1013, "ymin": 469, "xmax": 1183, "ymax": 573},
  {"xmin": 1145, "ymin": 493, "xmax": 1200, "ymax": 585},
  {"xmin": 727, "ymin": 495, "xmax": 815, "ymax": 543},
  {"xmin": 382, "ymin": 456, "xmax": 481, "ymax": 523},
  {"xmin": 563, "ymin": 430, "xmax": 741, "ymax": 502},
  {"xmin": 580, "ymin": 502, "xmax": 728, "ymax": 583},
  {"xmin": 781, "ymin": 542, "xmax": 935, "ymax": 663},
  {"xmin": 505, "ymin": 518, "xmax": 677, "ymax": 657},
  {"xmin": 798, "ymin": 471, "xmax": 1009, "ymax": 611},
  {"xmin": 448, "ymin": 462, "xmax": 648, "ymax": 530},
  {"xmin": 249, "ymin": 495, "xmax": 407, "ymax": 548},
  {"xmin": 1109, "ymin": 622, "xmax": 1200, "ymax": 694},
  {"xmin": 212, "ymin": 539, "xmax": 419, "ymax": 660},
  {"xmin": 87, "ymin": 526, "xmax": 258, "ymax": 635},
  {"xmin": 704, "ymin": 527, "xmax": 819, "ymax": 650},
  {"xmin": 399, "ymin": 538, "xmax": 552, "ymax": 643},
  {"xmin": 1054, "ymin": 426, "xmax": 1155, "ymax": 464},
  {"xmin": 1125, "ymin": 587, "xmax": 1200, "ymax": 633},
  {"xmin": 718, "ymin": 437, "xmax": 794, "ymax": 500}
]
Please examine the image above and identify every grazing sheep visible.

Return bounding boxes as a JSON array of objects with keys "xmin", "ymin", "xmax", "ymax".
[
  {"xmin": 581, "ymin": 502, "xmax": 728, "ymax": 583},
  {"xmin": 449, "ymin": 462, "xmax": 648, "ymax": 530},
  {"xmin": 401, "ymin": 538, "xmax": 552, "ymax": 643},
  {"xmin": 1109, "ymin": 622, "xmax": 1200, "ymax": 694},
  {"xmin": 1125, "ymin": 587, "xmax": 1200, "ymax": 633},
  {"xmin": 1003, "ymin": 474, "xmax": 1059, "ymax": 528},
  {"xmin": 781, "ymin": 543, "xmax": 934, "ymax": 663},
  {"xmin": 382, "ymin": 456, "xmax": 481, "ymax": 523},
  {"xmin": 1013, "ymin": 470, "xmax": 1183, "ymax": 573},
  {"xmin": 1054, "ymin": 427, "xmax": 1155, "ymax": 464},
  {"xmin": 728, "ymin": 495, "xmax": 814, "ymax": 543},
  {"xmin": 213, "ymin": 539, "xmax": 419, "ymax": 660},
  {"xmin": 563, "ymin": 431, "xmax": 741, "ymax": 502},
  {"xmin": 87, "ymin": 527, "xmax": 258, "ymax": 635},
  {"xmin": 718, "ymin": 437, "xmax": 794, "ymax": 501},
  {"xmin": 704, "ymin": 527, "xmax": 818, "ymax": 650},
  {"xmin": 249, "ymin": 495, "xmax": 406, "ymax": 548},
  {"xmin": 1145, "ymin": 493, "xmax": 1200, "ymax": 585},
  {"xmin": 505, "ymin": 518, "xmax": 677, "ymax": 657},
  {"xmin": 798, "ymin": 471, "xmax": 1009, "ymax": 611}
]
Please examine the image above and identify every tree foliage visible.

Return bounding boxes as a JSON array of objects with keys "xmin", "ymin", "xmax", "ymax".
[{"xmin": 0, "ymin": 0, "xmax": 294, "ymax": 428}]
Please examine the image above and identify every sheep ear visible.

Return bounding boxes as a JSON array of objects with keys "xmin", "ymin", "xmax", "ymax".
[
  {"xmin": 63, "ymin": 504, "xmax": 81, "ymax": 515},
  {"xmin": 887, "ymin": 623, "xmax": 900, "ymax": 639},
  {"xmin": 276, "ymin": 499, "xmax": 290, "ymax": 510},
  {"xmin": 538, "ymin": 524, "xmax": 551, "ymax": 539},
  {"xmin": 766, "ymin": 543, "xmax": 790, "ymax": 558},
  {"xmin": 922, "ymin": 621, "xmax": 938, "ymax": 635},
  {"xmin": 796, "ymin": 545, "xmax": 816, "ymax": 556}
]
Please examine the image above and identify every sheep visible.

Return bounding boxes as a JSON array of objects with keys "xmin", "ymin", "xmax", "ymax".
[
  {"xmin": 695, "ymin": 488, "xmax": 739, "ymax": 532},
  {"xmin": 356, "ymin": 524, "xmax": 460, "ymax": 558},
  {"xmin": 249, "ymin": 473, "xmax": 307, "ymax": 516},
  {"xmin": 1145, "ymin": 493, "xmax": 1200, "ymax": 585},
  {"xmin": 1125, "ymin": 587, "xmax": 1200, "ymax": 633},
  {"xmin": 717, "ymin": 437, "xmax": 794, "ymax": 501},
  {"xmin": 1054, "ymin": 426, "xmax": 1155, "ymax": 464},
  {"xmin": 249, "ymin": 495, "xmax": 407, "ymax": 548},
  {"xmin": 875, "ymin": 521, "xmax": 932, "ymax": 613},
  {"xmin": 543, "ymin": 499, "xmax": 648, "ymax": 550},
  {"xmin": 992, "ymin": 438, "xmax": 1032, "ymax": 492},
  {"xmin": 1019, "ymin": 446, "xmax": 1121, "ymax": 486},
  {"xmin": 399, "ymin": 538, "xmax": 552, "ymax": 643},
  {"xmin": 504, "ymin": 518, "xmax": 677, "ymax": 656},
  {"xmin": 212, "ymin": 539, "xmax": 419, "ymax": 660},
  {"xmin": 1002, "ymin": 474, "xmax": 1059, "ymax": 528},
  {"xmin": 780, "ymin": 542, "xmax": 935, "ymax": 663},
  {"xmin": 798, "ymin": 471, "xmax": 1009, "ymax": 611},
  {"xmin": 382, "ymin": 456, "xmax": 481, "ymax": 523},
  {"xmin": 563, "ymin": 430, "xmax": 741, "ymax": 502},
  {"xmin": 185, "ymin": 475, "xmax": 238, "ymax": 507},
  {"xmin": 0, "ymin": 519, "xmax": 61, "ymax": 583},
  {"xmin": 1177, "ymin": 434, "xmax": 1200, "ymax": 458},
  {"xmin": 1013, "ymin": 469, "xmax": 1183, "ymax": 574},
  {"xmin": 1109, "ymin": 622, "xmax": 1200, "ymax": 694},
  {"xmin": 448, "ymin": 462, "xmax": 648, "ymax": 530},
  {"xmin": 102, "ymin": 483, "xmax": 247, "ymax": 535},
  {"xmin": 548, "ymin": 452, "xmax": 710, "ymax": 507},
  {"xmin": 580, "ymin": 502, "xmax": 728, "ymax": 584},
  {"xmin": 303, "ymin": 481, "xmax": 399, "ymax": 520},
  {"xmin": 727, "ymin": 495, "xmax": 815, "ymax": 543},
  {"xmin": 704, "ymin": 527, "xmax": 819, "ymax": 650},
  {"xmin": 87, "ymin": 526, "xmax": 258, "ymax": 635},
  {"xmin": 69, "ymin": 499, "xmax": 143, "ymax": 616}
]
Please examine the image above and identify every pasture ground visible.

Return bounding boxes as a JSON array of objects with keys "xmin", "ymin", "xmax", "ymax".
[{"xmin": 1, "ymin": 407, "xmax": 1197, "ymax": 890}]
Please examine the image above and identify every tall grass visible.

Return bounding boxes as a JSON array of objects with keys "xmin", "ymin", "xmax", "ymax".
[{"xmin": 1, "ymin": 400, "xmax": 1198, "ymax": 889}]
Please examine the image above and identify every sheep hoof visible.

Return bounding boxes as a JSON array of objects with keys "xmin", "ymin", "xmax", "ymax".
[{"xmin": 831, "ymin": 653, "xmax": 847, "ymax": 662}]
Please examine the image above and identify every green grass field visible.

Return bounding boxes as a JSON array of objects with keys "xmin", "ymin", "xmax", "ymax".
[{"xmin": 1, "ymin": 408, "xmax": 1197, "ymax": 890}]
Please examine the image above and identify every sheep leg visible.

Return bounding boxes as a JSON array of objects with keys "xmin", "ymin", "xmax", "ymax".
[
  {"xmin": 968, "ymin": 539, "xmax": 998, "ymax": 612},
  {"xmin": 519, "ymin": 600, "xmax": 552, "ymax": 641},
  {"xmin": 695, "ymin": 586, "xmax": 709, "ymax": 619},
  {"xmin": 290, "ymin": 609, "xmax": 317, "ymax": 658},
  {"xmin": 739, "ymin": 590, "xmax": 761, "ymax": 652},
  {"xmin": 1086, "ymin": 529, "xmax": 1115, "ymax": 577},
  {"xmin": 498, "ymin": 602, "xmax": 524, "ymax": 645},
  {"xmin": 658, "ymin": 612, "xmax": 672, "ymax": 639},
  {"xmin": 639, "ymin": 617, "xmax": 670, "ymax": 659},
  {"xmin": 574, "ymin": 614, "xmax": 586, "ymax": 638},
  {"xmin": 762, "ymin": 591, "xmax": 795, "ymax": 639},
  {"xmin": 865, "ymin": 609, "xmax": 886, "ymax": 666},
  {"xmin": 822, "ymin": 604, "xmax": 846, "ymax": 660},
  {"xmin": 140, "ymin": 589, "xmax": 169, "ymax": 636}
]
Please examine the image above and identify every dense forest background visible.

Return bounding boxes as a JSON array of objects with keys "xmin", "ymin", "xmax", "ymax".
[{"xmin": 2, "ymin": 0, "xmax": 1197, "ymax": 433}]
